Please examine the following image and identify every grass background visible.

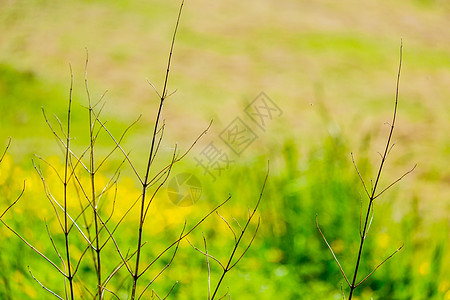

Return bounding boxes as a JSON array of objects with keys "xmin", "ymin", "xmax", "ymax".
[{"xmin": 0, "ymin": 0, "xmax": 449, "ymax": 299}]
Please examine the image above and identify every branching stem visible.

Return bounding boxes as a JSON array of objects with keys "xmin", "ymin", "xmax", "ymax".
[{"xmin": 348, "ymin": 41, "xmax": 403, "ymax": 300}]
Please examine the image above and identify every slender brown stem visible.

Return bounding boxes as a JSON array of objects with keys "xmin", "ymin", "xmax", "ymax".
[
  {"xmin": 63, "ymin": 64, "xmax": 75, "ymax": 300},
  {"xmin": 131, "ymin": 2, "xmax": 184, "ymax": 298},
  {"xmin": 85, "ymin": 51, "xmax": 103, "ymax": 299},
  {"xmin": 348, "ymin": 41, "xmax": 403, "ymax": 300}
]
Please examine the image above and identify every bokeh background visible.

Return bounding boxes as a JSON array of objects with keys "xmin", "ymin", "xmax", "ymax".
[{"xmin": 0, "ymin": 0, "xmax": 449, "ymax": 299}]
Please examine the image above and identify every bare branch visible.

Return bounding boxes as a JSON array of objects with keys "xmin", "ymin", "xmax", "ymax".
[
  {"xmin": 162, "ymin": 281, "xmax": 178, "ymax": 300},
  {"xmin": 41, "ymin": 108, "xmax": 89, "ymax": 173},
  {"xmin": 351, "ymin": 153, "xmax": 370, "ymax": 198},
  {"xmin": 94, "ymin": 117, "xmax": 143, "ymax": 184},
  {"xmin": 374, "ymin": 164, "xmax": 417, "ymax": 200},
  {"xmin": 151, "ymin": 290, "xmax": 162, "ymax": 300},
  {"xmin": 232, "ymin": 216, "xmax": 243, "ymax": 233},
  {"xmin": 229, "ymin": 217, "xmax": 261, "ymax": 270},
  {"xmin": 160, "ymin": 0, "xmax": 184, "ymax": 99},
  {"xmin": 28, "ymin": 267, "xmax": 64, "ymax": 300},
  {"xmin": 94, "ymin": 114, "xmax": 142, "ymax": 173},
  {"xmin": 33, "ymin": 155, "xmax": 64, "ymax": 184},
  {"xmin": 1, "ymin": 181, "xmax": 25, "ymax": 219},
  {"xmin": 53, "ymin": 114, "xmax": 67, "ymax": 141},
  {"xmin": 73, "ymin": 243, "xmax": 94, "ymax": 277},
  {"xmin": 211, "ymin": 163, "xmax": 269, "ymax": 300},
  {"xmin": 218, "ymin": 287, "xmax": 230, "ymax": 300},
  {"xmin": 216, "ymin": 212, "xmax": 237, "ymax": 243},
  {"xmin": 45, "ymin": 220, "xmax": 66, "ymax": 269},
  {"xmin": 316, "ymin": 216, "xmax": 350, "ymax": 287},
  {"xmin": 146, "ymin": 79, "xmax": 162, "ymax": 99},
  {"xmin": 34, "ymin": 160, "xmax": 93, "ymax": 245},
  {"xmin": 0, "ymin": 137, "xmax": 11, "ymax": 163},
  {"xmin": 146, "ymin": 120, "xmax": 212, "ymax": 187},
  {"xmin": 0, "ymin": 219, "xmax": 66, "ymax": 276},
  {"xmin": 101, "ymin": 286, "xmax": 121, "ymax": 300},
  {"xmin": 356, "ymin": 243, "xmax": 404, "ymax": 287},
  {"xmin": 102, "ymin": 242, "xmax": 147, "ymax": 289},
  {"xmin": 187, "ymin": 238, "xmax": 225, "ymax": 270},
  {"xmin": 165, "ymin": 89, "xmax": 178, "ymax": 99}
]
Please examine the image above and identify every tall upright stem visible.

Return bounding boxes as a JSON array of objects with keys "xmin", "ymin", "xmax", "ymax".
[
  {"xmin": 130, "ymin": 2, "xmax": 184, "ymax": 299},
  {"xmin": 348, "ymin": 41, "xmax": 402, "ymax": 300},
  {"xmin": 85, "ymin": 58, "xmax": 103, "ymax": 298},
  {"xmin": 64, "ymin": 65, "xmax": 75, "ymax": 300}
]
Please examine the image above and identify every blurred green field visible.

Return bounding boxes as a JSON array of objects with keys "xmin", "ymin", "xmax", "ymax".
[{"xmin": 0, "ymin": 0, "xmax": 449, "ymax": 299}]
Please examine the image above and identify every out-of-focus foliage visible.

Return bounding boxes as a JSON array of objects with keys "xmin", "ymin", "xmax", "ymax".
[{"xmin": 1, "ymin": 130, "xmax": 448, "ymax": 298}]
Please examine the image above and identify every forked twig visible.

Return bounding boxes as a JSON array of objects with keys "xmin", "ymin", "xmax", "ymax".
[{"xmin": 187, "ymin": 239, "xmax": 225, "ymax": 270}]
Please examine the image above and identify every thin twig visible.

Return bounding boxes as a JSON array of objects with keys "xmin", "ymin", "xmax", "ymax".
[
  {"xmin": 162, "ymin": 281, "xmax": 178, "ymax": 300},
  {"xmin": 316, "ymin": 216, "xmax": 351, "ymax": 287},
  {"xmin": 28, "ymin": 267, "xmax": 64, "ymax": 300},
  {"xmin": 186, "ymin": 239, "xmax": 225, "ymax": 270},
  {"xmin": 356, "ymin": 244, "xmax": 404, "ymax": 287},
  {"xmin": 373, "ymin": 164, "xmax": 417, "ymax": 200},
  {"xmin": 351, "ymin": 153, "xmax": 370, "ymax": 198},
  {"xmin": 0, "ymin": 219, "xmax": 66, "ymax": 276},
  {"xmin": 216, "ymin": 212, "xmax": 237, "ymax": 243},
  {"xmin": 0, "ymin": 181, "xmax": 25, "ymax": 219},
  {"xmin": 0, "ymin": 137, "xmax": 12, "ymax": 164},
  {"xmin": 101, "ymin": 286, "xmax": 121, "ymax": 300}
]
